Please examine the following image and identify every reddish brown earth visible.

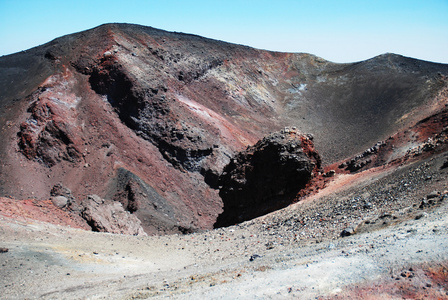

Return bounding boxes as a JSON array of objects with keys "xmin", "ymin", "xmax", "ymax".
[
  {"xmin": 0, "ymin": 197, "xmax": 88, "ymax": 230},
  {"xmin": 324, "ymin": 262, "xmax": 448, "ymax": 300},
  {"xmin": 1, "ymin": 23, "xmax": 447, "ymax": 235},
  {"xmin": 1, "ymin": 151, "xmax": 447, "ymax": 299},
  {"xmin": 1, "ymin": 23, "xmax": 448, "ymax": 299}
]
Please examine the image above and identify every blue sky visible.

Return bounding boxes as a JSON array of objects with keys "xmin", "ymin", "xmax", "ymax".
[{"xmin": 0, "ymin": 0, "xmax": 447, "ymax": 63}]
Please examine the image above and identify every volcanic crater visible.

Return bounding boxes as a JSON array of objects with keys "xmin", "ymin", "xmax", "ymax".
[
  {"xmin": 1, "ymin": 23, "xmax": 448, "ymax": 299},
  {"xmin": 1, "ymin": 23, "xmax": 447, "ymax": 234}
]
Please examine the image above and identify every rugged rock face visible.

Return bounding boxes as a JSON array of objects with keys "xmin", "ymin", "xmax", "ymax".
[
  {"xmin": 80, "ymin": 53, "xmax": 219, "ymax": 175},
  {"xmin": 1, "ymin": 23, "xmax": 448, "ymax": 234},
  {"xmin": 80, "ymin": 195, "xmax": 146, "ymax": 236},
  {"xmin": 215, "ymin": 130, "xmax": 321, "ymax": 227},
  {"xmin": 17, "ymin": 70, "xmax": 83, "ymax": 167},
  {"xmin": 106, "ymin": 168, "xmax": 191, "ymax": 235}
]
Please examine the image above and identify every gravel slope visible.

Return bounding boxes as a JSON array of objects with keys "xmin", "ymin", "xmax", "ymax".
[{"xmin": 1, "ymin": 152, "xmax": 447, "ymax": 299}]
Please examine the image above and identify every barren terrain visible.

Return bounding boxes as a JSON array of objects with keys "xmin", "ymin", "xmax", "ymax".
[
  {"xmin": 1, "ymin": 153, "xmax": 447, "ymax": 299},
  {"xmin": 1, "ymin": 23, "xmax": 448, "ymax": 299}
]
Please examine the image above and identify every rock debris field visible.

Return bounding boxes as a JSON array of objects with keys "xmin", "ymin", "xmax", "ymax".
[
  {"xmin": 1, "ymin": 153, "xmax": 448, "ymax": 299},
  {"xmin": 1, "ymin": 23, "xmax": 448, "ymax": 299}
]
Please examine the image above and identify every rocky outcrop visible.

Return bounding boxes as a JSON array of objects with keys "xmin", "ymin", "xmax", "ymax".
[
  {"xmin": 338, "ymin": 141, "xmax": 385, "ymax": 172},
  {"xmin": 1, "ymin": 23, "xmax": 448, "ymax": 235},
  {"xmin": 337, "ymin": 106, "xmax": 448, "ymax": 173},
  {"xmin": 75, "ymin": 43, "xmax": 223, "ymax": 175},
  {"xmin": 215, "ymin": 130, "xmax": 322, "ymax": 227},
  {"xmin": 17, "ymin": 70, "xmax": 83, "ymax": 167},
  {"xmin": 18, "ymin": 99, "xmax": 82, "ymax": 167},
  {"xmin": 50, "ymin": 183, "xmax": 76, "ymax": 204},
  {"xmin": 107, "ymin": 168, "xmax": 189, "ymax": 235},
  {"xmin": 80, "ymin": 195, "xmax": 147, "ymax": 236}
]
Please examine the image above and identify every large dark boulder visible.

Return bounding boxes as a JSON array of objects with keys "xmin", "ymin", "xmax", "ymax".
[{"xmin": 215, "ymin": 130, "xmax": 321, "ymax": 227}]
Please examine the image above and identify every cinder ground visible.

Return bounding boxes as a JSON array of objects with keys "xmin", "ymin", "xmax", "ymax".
[
  {"xmin": 1, "ymin": 152, "xmax": 447, "ymax": 299},
  {"xmin": 1, "ymin": 23, "xmax": 448, "ymax": 299},
  {"xmin": 2, "ymin": 23, "xmax": 448, "ymax": 234}
]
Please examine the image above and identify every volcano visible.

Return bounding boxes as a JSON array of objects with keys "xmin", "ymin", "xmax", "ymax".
[
  {"xmin": 0, "ymin": 23, "xmax": 447, "ymax": 235},
  {"xmin": 2, "ymin": 23, "xmax": 448, "ymax": 299}
]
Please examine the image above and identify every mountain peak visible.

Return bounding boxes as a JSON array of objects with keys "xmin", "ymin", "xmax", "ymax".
[{"xmin": 0, "ymin": 24, "xmax": 447, "ymax": 234}]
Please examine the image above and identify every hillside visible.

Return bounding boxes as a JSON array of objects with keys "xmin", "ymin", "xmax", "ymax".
[
  {"xmin": 1, "ymin": 23, "xmax": 448, "ymax": 299},
  {"xmin": 1, "ymin": 23, "xmax": 447, "ymax": 235}
]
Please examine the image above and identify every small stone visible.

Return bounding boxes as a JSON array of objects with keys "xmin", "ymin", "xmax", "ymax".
[
  {"xmin": 364, "ymin": 202, "xmax": 373, "ymax": 209},
  {"xmin": 415, "ymin": 212, "xmax": 428, "ymax": 220},
  {"xmin": 265, "ymin": 242, "xmax": 275, "ymax": 250},
  {"xmin": 341, "ymin": 227, "xmax": 355, "ymax": 237},
  {"xmin": 50, "ymin": 196, "xmax": 68, "ymax": 208},
  {"xmin": 427, "ymin": 191, "xmax": 439, "ymax": 199},
  {"xmin": 440, "ymin": 159, "xmax": 448, "ymax": 169},
  {"xmin": 419, "ymin": 199, "xmax": 429, "ymax": 209},
  {"xmin": 249, "ymin": 254, "xmax": 262, "ymax": 261},
  {"xmin": 87, "ymin": 194, "xmax": 103, "ymax": 205},
  {"xmin": 324, "ymin": 170, "xmax": 336, "ymax": 177}
]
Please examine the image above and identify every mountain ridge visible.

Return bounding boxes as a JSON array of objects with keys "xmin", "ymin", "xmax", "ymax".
[
  {"xmin": 0, "ymin": 23, "xmax": 447, "ymax": 234},
  {"xmin": 1, "ymin": 23, "xmax": 448, "ymax": 299}
]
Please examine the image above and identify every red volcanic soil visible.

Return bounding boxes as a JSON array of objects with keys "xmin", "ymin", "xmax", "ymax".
[
  {"xmin": 0, "ymin": 23, "xmax": 448, "ymax": 298},
  {"xmin": 325, "ymin": 262, "xmax": 448, "ymax": 300},
  {"xmin": 0, "ymin": 23, "xmax": 447, "ymax": 236},
  {"xmin": 331, "ymin": 103, "xmax": 448, "ymax": 175},
  {"xmin": 0, "ymin": 197, "xmax": 88, "ymax": 229}
]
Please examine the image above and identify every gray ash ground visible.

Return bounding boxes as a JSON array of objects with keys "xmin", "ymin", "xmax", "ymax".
[
  {"xmin": 2, "ymin": 152, "xmax": 447, "ymax": 299},
  {"xmin": 235, "ymin": 153, "xmax": 448, "ymax": 249}
]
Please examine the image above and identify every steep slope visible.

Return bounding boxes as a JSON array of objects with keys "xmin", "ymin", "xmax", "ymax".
[
  {"xmin": 1, "ymin": 151, "xmax": 447, "ymax": 299},
  {"xmin": 0, "ymin": 23, "xmax": 447, "ymax": 234}
]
